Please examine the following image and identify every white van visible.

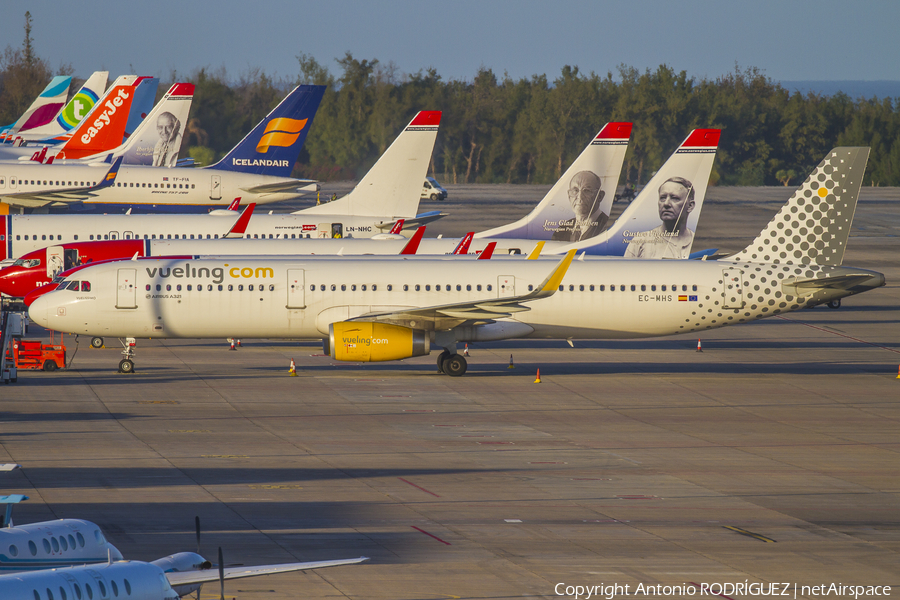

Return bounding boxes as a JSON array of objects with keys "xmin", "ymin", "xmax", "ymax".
[{"xmin": 421, "ymin": 177, "xmax": 447, "ymax": 201}]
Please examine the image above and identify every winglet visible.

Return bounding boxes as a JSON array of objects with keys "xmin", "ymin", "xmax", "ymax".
[
  {"xmin": 96, "ymin": 156, "xmax": 123, "ymax": 190},
  {"xmin": 535, "ymin": 250, "xmax": 577, "ymax": 296},
  {"xmin": 388, "ymin": 219, "xmax": 405, "ymax": 235},
  {"xmin": 526, "ymin": 241, "xmax": 545, "ymax": 260},
  {"xmin": 452, "ymin": 232, "xmax": 474, "ymax": 255},
  {"xmin": 225, "ymin": 203, "xmax": 256, "ymax": 238},
  {"xmin": 399, "ymin": 226, "xmax": 426, "ymax": 255},
  {"xmin": 477, "ymin": 242, "xmax": 496, "ymax": 260}
]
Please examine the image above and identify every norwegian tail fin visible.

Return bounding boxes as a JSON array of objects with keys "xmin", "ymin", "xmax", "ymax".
[
  {"xmin": 109, "ymin": 83, "xmax": 194, "ymax": 165},
  {"xmin": 559, "ymin": 129, "xmax": 720, "ymax": 257},
  {"xmin": 209, "ymin": 85, "xmax": 325, "ymax": 177},
  {"xmin": 302, "ymin": 110, "xmax": 441, "ymax": 218},
  {"xmin": 476, "ymin": 122, "xmax": 632, "ymax": 240},
  {"xmin": 726, "ymin": 147, "xmax": 869, "ymax": 266}
]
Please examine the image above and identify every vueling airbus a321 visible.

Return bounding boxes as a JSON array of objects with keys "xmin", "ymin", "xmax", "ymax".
[{"xmin": 29, "ymin": 148, "xmax": 884, "ymax": 375}]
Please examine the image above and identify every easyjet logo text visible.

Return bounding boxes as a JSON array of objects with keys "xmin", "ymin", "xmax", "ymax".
[{"xmin": 80, "ymin": 88, "xmax": 130, "ymax": 144}]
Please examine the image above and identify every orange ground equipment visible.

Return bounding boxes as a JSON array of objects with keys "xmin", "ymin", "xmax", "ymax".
[{"xmin": 9, "ymin": 334, "xmax": 66, "ymax": 371}]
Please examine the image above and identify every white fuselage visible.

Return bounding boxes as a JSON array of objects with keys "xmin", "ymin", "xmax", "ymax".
[
  {"xmin": 28, "ymin": 256, "xmax": 882, "ymax": 343},
  {"xmin": 0, "ymin": 162, "xmax": 305, "ymax": 211},
  {"xmin": 0, "ymin": 560, "xmax": 178, "ymax": 600},
  {"xmin": 0, "ymin": 519, "xmax": 123, "ymax": 573}
]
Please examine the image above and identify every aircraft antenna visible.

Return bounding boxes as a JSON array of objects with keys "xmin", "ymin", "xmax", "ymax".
[{"xmin": 195, "ymin": 516, "xmax": 201, "ymax": 555}]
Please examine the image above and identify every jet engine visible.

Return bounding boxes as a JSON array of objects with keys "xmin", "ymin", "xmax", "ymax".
[{"xmin": 329, "ymin": 322, "xmax": 430, "ymax": 362}]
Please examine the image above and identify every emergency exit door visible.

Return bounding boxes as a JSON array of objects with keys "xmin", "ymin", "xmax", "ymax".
[
  {"xmin": 116, "ymin": 268, "xmax": 137, "ymax": 309},
  {"xmin": 286, "ymin": 269, "xmax": 306, "ymax": 309}
]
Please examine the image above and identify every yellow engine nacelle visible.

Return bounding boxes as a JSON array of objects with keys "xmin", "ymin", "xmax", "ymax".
[{"xmin": 329, "ymin": 322, "xmax": 430, "ymax": 362}]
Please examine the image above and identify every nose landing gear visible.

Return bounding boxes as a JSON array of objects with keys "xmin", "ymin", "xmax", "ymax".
[{"xmin": 118, "ymin": 338, "xmax": 136, "ymax": 373}]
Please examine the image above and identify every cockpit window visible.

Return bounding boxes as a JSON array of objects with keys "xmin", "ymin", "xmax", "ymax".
[
  {"xmin": 13, "ymin": 258, "xmax": 40, "ymax": 268},
  {"xmin": 80, "ymin": 281, "xmax": 91, "ymax": 292}
]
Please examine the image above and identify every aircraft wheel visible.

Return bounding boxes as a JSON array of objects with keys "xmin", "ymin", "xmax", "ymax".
[
  {"xmin": 43, "ymin": 360, "xmax": 57, "ymax": 372},
  {"xmin": 442, "ymin": 354, "xmax": 467, "ymax": 377},
  {"xmin": 118, "ymin": 359, "xmax": 135, "ymax": 374},
  {"xmin": 436, "ymin": 350, "xmax": 451, "ymax": 373},
  {"xmin": 827, "ymin": 299, "xmax": 842, "ymax": 309},
  {"xmin": 90, "ymin": 336, "xmax": 104, "ymax": 349}
]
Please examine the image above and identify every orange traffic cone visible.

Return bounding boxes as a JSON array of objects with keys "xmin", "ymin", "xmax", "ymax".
[
  {"xmin": 534, "ymin": 369, "xmax": 541, "ymax": 384},
  {"xmin": 289, "ymin": 358, "xmax": 297, "ymax": 376},
  {"xmin": 896, "ymin": 365, "xmax": 900, "ymax": 379},
  {"xmin": 236, "ymin": 339, "xmax": 242, "ymax": 347},
  {"xmin": 464, "ymin": 343, "xmax": 469, "ymax": 356},
  {"xmin": 508, "ymin": 354, "xmax": 515, "ymax": 369},
  {"xmin": 696, "ymin": 339, "xmax": 703, "ymax": 352},
  {"xmin": 229, "ymin": 339, "xmax": 236, "ymax": 351}
]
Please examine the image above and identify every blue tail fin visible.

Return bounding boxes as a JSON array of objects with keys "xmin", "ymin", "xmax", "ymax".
[{"xmin": 209, "ymin": 85, "xmax": 325, "ymax": 177}]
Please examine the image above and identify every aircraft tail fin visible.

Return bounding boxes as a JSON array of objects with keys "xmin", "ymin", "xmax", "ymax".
[
  {"xmin": 478, "ymin": 242, "xmax": 496, "ymax": 259},
  {"xmin": 224, "ymin": 203, "xmax": 256, "ymax": 238},
  {"xmin": 399, "ymin": 227, "xmax": 426, "ymax": 255},
  {"xmin": 388, "ymin": 219, "xmax": 405, "ymax": 235},
  {"xmin": 3, "ymin": 76, "xmax": 71, "ymax": 138},
  {"xmin": 15, "ymin": 71, "xmax": 109, "ymax": 141},
  {"xmin": 109, "ymin": 82, "xmax": 195, "ymax": 165},
  {"xmin": 452, "ymin": 232, "xmax": 474, "ymax": 255},
  {"xmin": 302, "ymin": 111, "xmax": 441, "ymax": 218},
  {"xmin": 52, "ymin": 75, "xmax": 142, "ymax": 160},
  {"xmin": 476, "ymin": 122, "xmax": 632, "ymax": 240},
  {"xmin": 726, "ymin": 147, "xmax": 869, "ymax": 266},
  {"xmin": 210, "ymin": 85, "xmax": 326, "ymax": 177},
  {"xmin": 560, "ymin": 129, "xmax": 720, "ymax": 258}
]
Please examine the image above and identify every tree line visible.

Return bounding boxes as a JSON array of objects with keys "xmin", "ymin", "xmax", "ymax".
[{"xmin": 1, "ymin": 14, "xmax": 898, "ymax": 186}]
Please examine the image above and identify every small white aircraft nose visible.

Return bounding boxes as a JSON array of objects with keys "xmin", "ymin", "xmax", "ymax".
[{"xmin": 27, "ymin": 294, "xmax": 51, "ymax": 328}]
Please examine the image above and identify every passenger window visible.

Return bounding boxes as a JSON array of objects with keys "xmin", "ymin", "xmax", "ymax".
[
  {"xmin": 403, "ymin": 285, "xmax": 408, "ymax": 291},
  {"xmin": 269, "ymin": 285, "xmax": 274, "ymax": 291},
  {"xmin": 9, "ymin": 544, "xmax": 17, "ymax": 556},
  {"xmin": 207, "ymin": 285, "xmax": 213, "ymax": 291},
  {"xmin": 425, "ymin": 285, "xmax": 430, "ymax": 291},
  {"xmin": 145, "ymin": 285, "xmax": 151, "ymax": 291},
  {"xmin": 51, "ymin": 538, "xmax": 59, "ymax": 552},
  {"xmin": 651, "ymin": 285, "xmax": 657, "ymax": 291},
  {"xmin": 415, "ymin": 285, "xmax": 420, "ymax": 291},
  {"xmin": 590, "ymin": 285, "xmax": 595, "ymax": 291},
  {"xmin": 60, "ymin": 536, "xmax": 68, "ymax": 551},
  {"xmin": 176, "ymin": 285, "xmax": 182, "ymax": 291},
  {"xmin": 476, "ymin": 285, "xmax": 482, "ymax": 291},
  {"xmin": 361, "ymin": 284, "xmax": 366, "ymax": 291},
  {"xmin": 692, "ymin": 285, "xmax": 698, "ymax": 291},
  {"xmin": 435, "ymin": 285, "xmax": 440, "ymax": 291},
  {"xmin": 85, "ymin": 584, "xmax": 93, "ymax": 599},
  {"xmin": 487, "ymin": 285, "xmax": 492, "ymax": 291},
  {"xmin": 387, "ymin": 284, "xmax": 392, "ymax": 291},
  {"xmin": 76, "ymin": 533, "xmax": 85, "ymax": 547},
  {"xmin": 227, "ymin": 285, "xmax": 233, "ymax": 291},
  {"xmin": 73, "ymin": 584, "xmax": 82, "ymax": 600},
  {"xmin": 166, "ymin": 285, "xmax": 172, "ymax": 291},
  {"xmin": 34, "ymin": 590, "xmax": 40, "ymax": 600},
  {"xmin": 309, "ymin": 284, "xmax": 315, "ymax": 291},
  {"xmin": 217, "ymin": 285, "xmax": 223, "ymax": 291},
  {"xmin": 29, "ymin": 540, "xmax": 37, "ymax": 555},
  {"xmin": 124, "ymin": 580, "xmax": 131, "ymax": 595},
  {"xmin": 111, "ymin": 581, "xmax": 118, "ymax": 597},
  {"xmin": 600, "ymin": 285, "xmax": 605, "ymax": 291},
  {"xmin": 156, "ymin": 285, "xmax": 161, "ymax": 291},
  {"xmin": 620, "ymin": 285, "xmax": 625, "ymax": 291},
  {"xmin": 238, "ymin": 285, "xmax": 243, "ymax": 291},
  {"xmin": 43, "ymin": 539, "xmax": 51, "ymax": 553},
  {"xmin": 371, "ymin": 284, "xmax": 376, "ymax": 291},
  {"xmin": 559, "ymin": 285, "xmax": 564, "ymax": 291},
  {"xmin": 350, "ymin": 284, "xmax": 356, "ymax": 291},
  {"xmin": 90, "ymin": 235, "xmax": 94, "ymax": 240},
  {"xmin": 682, "ymin": 285, "xmax": 688, "ymax": 291},
  {"xmin": 641, "ymin": 285, "xmax": 646, "ymax": 291},
  {"xmin": 320, "ymin": 285, "xmax": 325, "ymax": 291},
  {"xmin": 456, "ymin": 285, "xmax": 461, "ymax": 291},
  {"xmin": 48, "ymin": 588, "xmax": 54, "ymax": 600},
  {"xmin": 341, "ymin": 284, "xmax": 346, "ymax": 291},
  {"xmin": 60, "ymin": 587, "xmax": 68, "ymax": 600},
  {"xmin": 98, "ymin": 582, "xmax": 106, "ymax": 597},
  {"xmin": 466, "ymin": 284, "xmax": 471, "ymax": 291},
  {"xmin": 661, "ymin": 285, "xmax": 666, "ymax": 291},
  {"xmin": 187, "ymin": 285, "xmax": 192, "ymax": 291},
  {"xmin": 528, "ymin": 285, "xmax": 533, "ymax": 291}
]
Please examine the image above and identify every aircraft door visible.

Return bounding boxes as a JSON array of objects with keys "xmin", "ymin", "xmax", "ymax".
[
  {"xmin": 9, "ymin": 177, "xmax": 15, "ymax": 189},
  {"xmin": 108, "ymin": 231, "xmax": 119, "ymax": 240},
  {"xmin": 46, "ymin": 246, "xmax": 64, "ymax": 278},
  {"xmin": 210, "ymin": 174, "xmax": 222, "ymax": 200},
  {"xmin": 498, "ymin": 275, "xmax": 515, "ymax": 297},
  {"xmin": 286, "ymin": 269, "xmax": 306, "ymax": 309},
  {"xmin": 64, "ymin": 248, "xmax": 78, "ymax": 270},
  {"xmin": 722, "ymin": 268, "xmax": 745, "ymax": 309},
  {"xmin": 123, "ymin": 230, "xmax": 134, "ymax": 239},
  {"xmin": 331, "ymin": 223, "xmax": 343, "ymax": 239},
  {"xmin": 116, "ymin": 268, "xmax": 137, "ymax": 309}
]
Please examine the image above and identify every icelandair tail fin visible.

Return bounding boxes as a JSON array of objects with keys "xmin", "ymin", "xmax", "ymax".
[
  {"xmin": 557, "ymin": 129, "xmax": 720, "ymax": 258},
  {"xmin": 14, "ymin": 71, "xmax": 109, "ymax": 141},
  {"xmin": 1, "ymin": 76, "xmax": 71, "ymax": 140},
  {"xmin": 476, "ymin": 122, "xmax": 632, "ymax": 240},
  {"xmin": 302, "ymin": 110, "xmax": 441, "ymax": 218},
  {"xmin": 52, "ymin": 75, "xmax": 143, "ymax": 160},
  {"xmin": 726, "ymin": 147, "xmax": 869, "ymax": 266},
  {"xmin": 210, "ymin": 84, "xmax": 325, "ymax": 177},
  {"xmin": 102, "ymin": 82, "xmax": 194, "ymax": 165}
]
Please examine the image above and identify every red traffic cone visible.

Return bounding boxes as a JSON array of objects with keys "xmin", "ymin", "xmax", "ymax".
[
  {"xmin": 229, "ymin": 338, "xmax": 236, "ymax": 351},
  {"xmin": 289, "ymin": 358, "xmax": 297, "ymax": 376},
  {"xmin": 236, "ymin": 339, "xmax": 242, "ymax": 347},
  {"xmin": 696, "ymin": 339, "xmax": 703, "ymax": 352},
  {"xmin": 464, "ymin": 343, "xmax": 469, "ymax": 356},
  {"xmin": 534, "ymin": 369, "xmax": 541, "ymax": 384}
]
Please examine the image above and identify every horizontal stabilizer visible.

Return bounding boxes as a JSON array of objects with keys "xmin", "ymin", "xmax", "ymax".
[{"xmin": 165, "ymin": 557, "xmax": 368, "ymax": 587}]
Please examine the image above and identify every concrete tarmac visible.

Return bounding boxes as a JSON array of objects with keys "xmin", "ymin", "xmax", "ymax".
[{"xmin": 1, "ymin": 186, "xmax": 898, "ymax": 599}]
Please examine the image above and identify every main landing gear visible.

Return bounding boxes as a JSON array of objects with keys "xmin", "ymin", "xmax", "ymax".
[
  {"xmin": 436, "ymin": 349, "xmax": 467, "ymax": 377},
  {"xmin": 118, "ymin": 338, "xmax": 136, "ymax": 373}
]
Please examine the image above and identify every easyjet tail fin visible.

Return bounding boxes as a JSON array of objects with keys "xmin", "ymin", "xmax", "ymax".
[{"xmin": 301, "ymin": 111, "xmax": 441, "ymax": 218}]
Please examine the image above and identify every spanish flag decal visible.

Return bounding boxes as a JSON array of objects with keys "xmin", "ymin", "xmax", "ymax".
[{"xmin": 255, "ymin": 118, "xmax": 308, "ymax": 153}]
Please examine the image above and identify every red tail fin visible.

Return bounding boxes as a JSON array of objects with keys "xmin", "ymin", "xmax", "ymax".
[
  {"xmin": 452, "ymin": 232, "xmax": 474, "ymax": 255},
  {"xmin": 226, "ymin": 197, "xmax": 242, "ymax": 211},
  {"xmin": 477, "ymin": 241, "xmax": 496, "ymax": 259},
  {"xmin": 388, "ymin": 219, "xmax": 405, "ymax": 235},
  {"xmin": 225, "ymin": 203, "xmax": 256, "ymax": 238},
  {"xmin": 399, "ymin": 227, "xmax": 426, "ymax": 255}
]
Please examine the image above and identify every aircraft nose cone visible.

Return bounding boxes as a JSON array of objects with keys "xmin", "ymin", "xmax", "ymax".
[{"xmin": 26, "ymin": 291, "xmax": 52, "ymax": 327}]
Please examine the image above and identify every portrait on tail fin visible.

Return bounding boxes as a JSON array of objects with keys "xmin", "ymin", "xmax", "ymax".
[{"xmin": 550, "ymin": 170, "xmax": 608, "ymax": 242}]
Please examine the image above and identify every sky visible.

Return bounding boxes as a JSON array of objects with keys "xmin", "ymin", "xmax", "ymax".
[{"xmin": 2, "ymin": 0, "xmax": 899, "ymax": 86}]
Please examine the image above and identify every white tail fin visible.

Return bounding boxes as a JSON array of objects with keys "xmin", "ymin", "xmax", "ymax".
[
  {"xmin": 726, "ymin": 147, "xmax": 869, "ymax": 266},
  {"xmin": 555, "ymin": 129, "xmax": 720, "ymax": 257},
  {"xmin": 2, "ymin": 76, "xmax": 71, "ymax": 138},
  {"xmin": 476, "ymin": 122, "xmax": 632, "ymax": 240},
  {"xmin": 105, "ymin": 82, "xmax": 195, "ymax": 166},
  {"xmin": 301, "ymin": 111, "xmax": 441, "ymax": 218}
]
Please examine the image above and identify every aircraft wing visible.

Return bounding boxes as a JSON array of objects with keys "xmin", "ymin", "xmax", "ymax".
[
  {"xmin": 350, "ymin": 250, "xmax": 575, "ymax": 327},
  {"xmin": 165, "ymin": 557, "xmax": 368, "ymax": 586},
  {"xmin": 0, "ymin": 157, "xmax": 122, "ymax": 207},
  {"xmin": 239, "ymin": 180, "xmax": 318, "ymax": 195}
]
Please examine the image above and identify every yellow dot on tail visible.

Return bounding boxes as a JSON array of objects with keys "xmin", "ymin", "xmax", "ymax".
[{"xmin": 817, "ymin": 187, "xmax": 828, "ymax": 197}]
